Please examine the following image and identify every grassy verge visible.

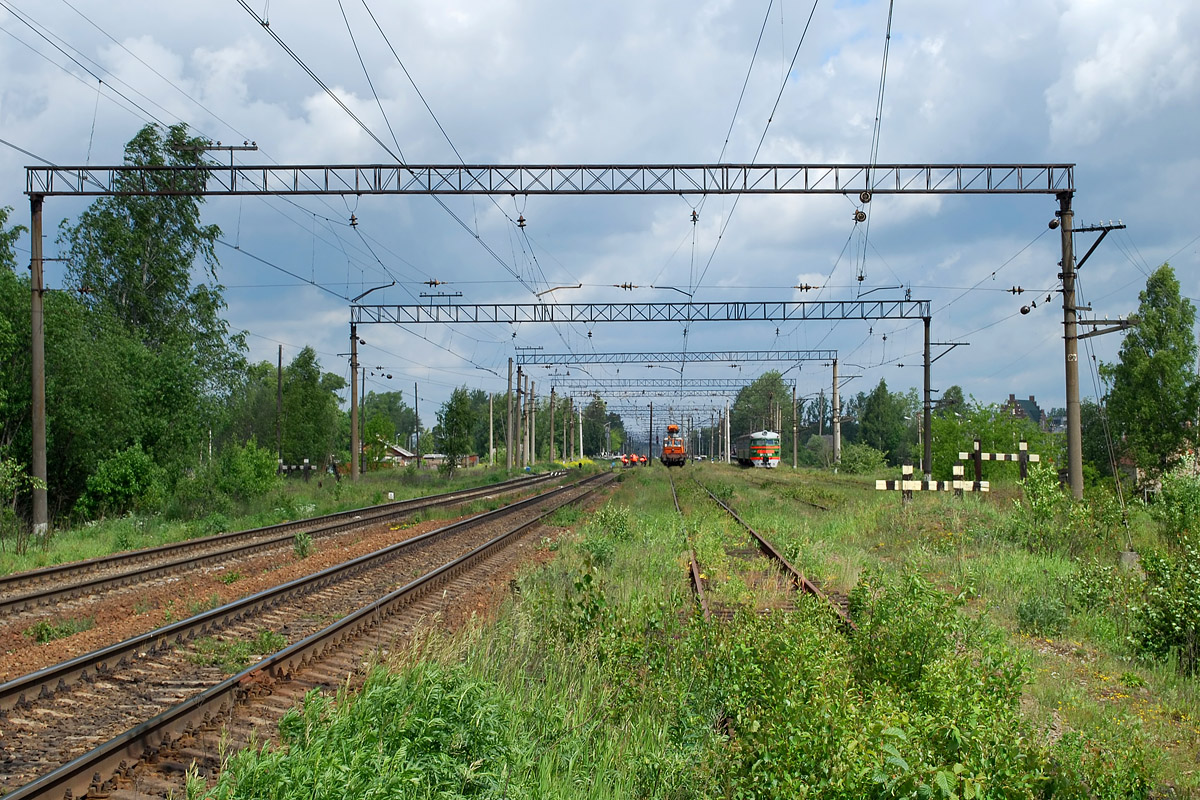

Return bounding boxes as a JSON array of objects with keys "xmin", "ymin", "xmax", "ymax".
[
  {"xmin": 0, "ymin": 465, "xmax": 556, "ymax": 576},
  {"xmin": 193, "ymin": 464, "xmax": 1182, "ymax": 798}
]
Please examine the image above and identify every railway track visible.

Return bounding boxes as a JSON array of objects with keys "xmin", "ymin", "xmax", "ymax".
[
  {"xmin": 0, "ymin": 471, "xmax": 561, "ymax": 619},
  {"xmin": 667, "ymin": 473, "xmax": 711, "ymax": 622},
  {"xmin": 0, "ymin": 471, "xmax": 611, "ymax": 799},
  {"xmin": 685, "ymin": 475, "xmax": 854, "ymax": 629}
]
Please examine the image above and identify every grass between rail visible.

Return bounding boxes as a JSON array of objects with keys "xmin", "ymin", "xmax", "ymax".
[{"xmin": 188, "ymin": 463, "xmax": 1197, "ymax": 798}]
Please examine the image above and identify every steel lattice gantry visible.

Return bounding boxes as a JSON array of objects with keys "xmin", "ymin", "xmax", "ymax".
[
  {"xmin": 27, "ymin": 163, "xmax": 1073, "ymax": 197},
  {"xmin": 351, "ymin": 300, "xmax": 930, "ymax": 325},
  {"xmin": 515, "ymin": 349, "xmax": 836, "ymax": 366},
  {"xmin": 23, "ymin": 159, "xmax": 1085, "ymax": 533},
  {"xmin": 548, "ymin": 378, "xmax": 795, "ymax": 394}
]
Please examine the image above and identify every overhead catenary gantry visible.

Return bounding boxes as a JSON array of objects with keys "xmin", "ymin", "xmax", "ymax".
[
  {"xmin": 26, "ymin": 159, "xmax": 1080, "ymax": 533},
  {"xmin": 516, "ymin": 349, "xmax": 837, "ymax": 366},
  {"xmin": 549, "ymin": 378, "xmax": 796, "ymax": 396}
]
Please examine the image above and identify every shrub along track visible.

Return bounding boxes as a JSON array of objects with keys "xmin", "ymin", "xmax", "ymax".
[
  {"xmin": 683, "ymin": 474, "xmax": 854, "ymax": 629},
  {"xmin": 0, "ymin": 472, "xmax": 561, "ymax": 617},
  {"xmin": 0, "ymin": 472, "xmax": 613, "ymax": 800}
]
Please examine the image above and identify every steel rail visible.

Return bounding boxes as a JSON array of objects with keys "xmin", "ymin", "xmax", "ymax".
[
  {"xmin": 668, "ymin": 473, "xmax": 711, "ymax": 622},
  {"xmin": 0, "ymin": 472, "xmax": 594, "ymax": 714},
  {"xmin": 0, "ymin": 472, "xmax": 559, "ymax": 609},
  {"xmin": 5, "ymin": 471, "xmax": 614, "ymax": 800},
  {"xmin": 691, "ymin": 477, "xmax": 854, "ymax": 630}
]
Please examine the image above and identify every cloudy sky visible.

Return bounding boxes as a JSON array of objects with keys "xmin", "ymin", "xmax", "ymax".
[{"xmin": 2, "ymin": 0, "xmax": 1197, "ymax": 438}]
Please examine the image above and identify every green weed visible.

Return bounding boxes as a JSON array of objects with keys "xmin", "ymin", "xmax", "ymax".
[
  {"xmin": 292, "ymin": 531, "xmax": 313, "ymax": 559},
  {"xmin": 24, "ymin": 616, "xmax": 94, "ymax": 643},
  {"xmin": 189, "ymin": 629, "xmax": 287, "ymax": 673}
]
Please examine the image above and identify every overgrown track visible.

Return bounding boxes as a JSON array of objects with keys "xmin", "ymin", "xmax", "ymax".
[
  {"xmin": 690, "ymin": 476, "xmax": 855, "ymax": 630},
  {"xmin": 667, "ymin": 473, "xmax": 711, "ymax": 622},
  {"xmin": 0, "ymin": 472, "xmax": 562, "ymax": 617},
  {"xmin": 0, "ymin": 472, "xmax": 612, "ymax": 799}
]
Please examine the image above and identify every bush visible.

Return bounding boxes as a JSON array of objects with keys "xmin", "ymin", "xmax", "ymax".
[
  {"xmin": 1016, "ymin": 592, "xmax": 1068, "ymax": 636},
  {"xmin": 838, "ymin": 442, "xmax": 888, "ymax": 474},
  {"xmin": 74, "ymin": 444, "xmax": 164, "ymax": 519},
  {"xmin": 1151, "ymin": 460, "xmax": 1200, "ymax": 540},
  {"xmin": 1130, "ymin": 537, "xmax": 1200, "ymax": 674},
  {"xmin": 848, "ymin": 569, "xmax": 958, "ymax": 690},
  {"xmin": 1049, "ymin": 727, "xmax": 1157, "ymax": 799},
  {"xmin": 216, "ymin": 439, "xmax": 279, "ymax": 501}
]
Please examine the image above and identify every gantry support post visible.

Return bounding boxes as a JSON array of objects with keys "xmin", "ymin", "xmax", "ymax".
[
  {"xmin": 30, "ymin": 195, "xmax": 47, "ymax": 536},
  {"xmin": 832, "ymin": 359, "xmax": 841, "ymax": 466},
  {"xmin": 923, "ymin": 316, "xmax": 933, "ymax": 484},
  {"xmin": 506, "ymin": 359, "xmax": 514, "ymax": 471},
  {"xmin": 349, "ymin": 323, "xmax": 359, "ymax": 481},
  {"xmin": 1059, "ymin": 191, "xmax": 1083, "ymax": 500}
]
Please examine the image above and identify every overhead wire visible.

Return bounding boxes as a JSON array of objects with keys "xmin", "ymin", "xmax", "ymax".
[
  {"xmin": 854, "ymin": 0, "xmax": 895, "ymax": 289},
  {"xmin": 693, "ymin": 0, "xmax": 821, "ymax": 295}
]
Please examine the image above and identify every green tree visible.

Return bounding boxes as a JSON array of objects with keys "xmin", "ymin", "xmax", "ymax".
[
  {"xmin": 433, "ymin": 387, "xmax": 476, "ymax": 477},
  {"xmin": 1101, "ymin": 264, "xmax": 1200, "ymax": 478},
  {"xmin": 280, "ymin": 347, "xmax": 345, "ymax": 465},
  {"xmin": 936, "ymin": 384, "xmax": 965, "ymax": 417},
  {"xmin": 363, "ymin": 411, "xmax": 396, "ymax": 470},
  {"xmin": 930, "ymin": 398, "xmax": 1060, "ymax": 481},
  {"xmin": 859, "ymin": 379, "xmax": 908, "ymax": 464},
  {"xmin": 731, "ymin": 371, "xmax": 794, "ymax": 457}
]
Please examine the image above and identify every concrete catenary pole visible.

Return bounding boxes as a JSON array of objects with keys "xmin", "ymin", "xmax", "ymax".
[
  {"xmin": 276, "ymin": 345, "xmax": 283, "ymax": 463},
  {"xmin": 30, "ymin": 195, "xmax": 47, "ymax": 535},
  {"xmin": 578, "ymin": 406, "xmax": 584, "ymax": 459},
  {"xmin": 530, "ymin": 380, "xmax": 536, "ymax": 464},
  {"xmin": 349, "ymin": 324, "xmax": 359, "ymax": 481},
  {"xmin": 549, "ymin": 388, "xmax": 556, "ymax": 462},
  {"xmin": 489, "ymin": 393, "xmax": 494, "ymax": 466},
  {"xmin": 832, "ymin": 359, "xmax": 841, "ymax": 466},
  {"xmin": 725, "ymin": 400, "xmax": 731, "ymax": 463},
  {"xmin": 506, "ymin": 358, "xmax": 513, "ymax": 470},
  {"xmin": 1059, "ymin": 192, "xmax": 1083, "ymax": 499},
  {"xmin": 923, "ymin": 316, "xmax": 933, "ymax": 484},
  {"xmin": 793, "ymin": 385, "xmax": 798, "ymax": 469},
  {"xmin": 515, "ymin": 366, "xmax": 524, "ymax": 467}
]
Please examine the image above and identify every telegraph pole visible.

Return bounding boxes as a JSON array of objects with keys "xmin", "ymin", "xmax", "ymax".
[{"xmin": 30, "ymin": 195, "xmax": 47, "ymax": 536}]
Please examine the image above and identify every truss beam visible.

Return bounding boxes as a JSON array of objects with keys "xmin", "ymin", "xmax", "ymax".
[
  {"xmin": 517, "ymin": 349, "xmax": 836, "ymax": 366},
  {"xmin": 353, "ymin": 300, "xmax": 929, "ymax": 325},
  {"xmin": 27, "ymin": 163, "xmax": 1074, "ymax": 197}
]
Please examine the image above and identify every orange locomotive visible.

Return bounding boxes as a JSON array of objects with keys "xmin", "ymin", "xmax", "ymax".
[{"xmin": 660, "ymin": 423, "xmax": 688, "ymax": 467}]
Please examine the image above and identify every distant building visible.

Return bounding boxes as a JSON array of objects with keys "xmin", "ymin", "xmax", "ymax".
[{"xmin": 1001, "ymin": 394, "xmax": 1046, "ymax": 429}]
